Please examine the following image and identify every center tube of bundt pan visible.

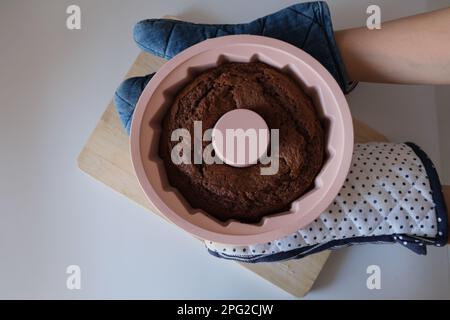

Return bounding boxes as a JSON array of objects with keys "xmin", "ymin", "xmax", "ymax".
[{"xmin": 211, "ymin": 109, "xmax": 270, "ymax": 167}]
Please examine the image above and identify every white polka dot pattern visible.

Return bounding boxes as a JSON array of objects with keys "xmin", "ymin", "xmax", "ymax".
[{"xmin": 206, "ymin": 143, "xmax": 440, "ymax": 256}]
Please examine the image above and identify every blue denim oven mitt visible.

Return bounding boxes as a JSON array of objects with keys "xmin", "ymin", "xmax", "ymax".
[
  {"xmin": 113, "ymin": 1, "xmax": 448, "ymax": 262},
  {"xmin": 114, "ymin": 1, "xmax": 355, "ymax": 134}
]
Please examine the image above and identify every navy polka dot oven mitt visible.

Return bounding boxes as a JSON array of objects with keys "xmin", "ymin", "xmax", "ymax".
[
  {"xmin": 114, "ymin": 1, "xmax": 449, "ymax": 263},
  {"xmin": 207, "ymin": 143, "xmax": 448, "ymax": 262}
]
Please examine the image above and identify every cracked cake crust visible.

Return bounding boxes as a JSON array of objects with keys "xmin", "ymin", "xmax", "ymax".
[{"xmin": 159, "ymin": 62, "xmax": 325, "ymax": 223}]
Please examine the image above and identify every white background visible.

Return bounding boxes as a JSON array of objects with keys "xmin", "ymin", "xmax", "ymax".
[{"xmin": 0, "ymin": 0, "xmax": 449, "ymax": 299}]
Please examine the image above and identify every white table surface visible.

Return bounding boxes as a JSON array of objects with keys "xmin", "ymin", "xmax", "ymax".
[{"xmin": 0, "ymin": 0, "xmax": 449, "ymax": 299}]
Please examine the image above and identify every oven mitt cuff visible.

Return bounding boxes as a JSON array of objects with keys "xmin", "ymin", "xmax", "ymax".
[
  {"xmin": 132, "ymin": 1, "xmax": 354, "ymax": 94},
  {"xmin": 205, "ymin": 143, "xmax": 449, "ymax": 263}
]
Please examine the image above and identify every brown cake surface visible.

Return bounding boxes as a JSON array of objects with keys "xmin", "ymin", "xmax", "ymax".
[{"xmin": 159, "ymin": 62, "xmax": 324, "ymax": 223}]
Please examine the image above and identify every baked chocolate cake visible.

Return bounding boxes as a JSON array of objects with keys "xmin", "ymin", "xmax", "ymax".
[{"xmin": 159, "ymin": 62, "xmax": 324, "ymax": 223}]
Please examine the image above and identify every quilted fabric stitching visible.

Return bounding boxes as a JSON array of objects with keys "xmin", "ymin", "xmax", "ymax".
[
  {"xmin": 386, "ymin": 152, "xmax": 436, "ymax": 232},
  {"xmin": 260, "ymin": 16, "xmax": 268, "ymax": 35},
  {"xmin": 300, "ymin": 21, "xmax": 315, "ymax": 48},
  {"xmin": 355, "ymin": 144, "xmax": 436, "ymax": 235},
  {"xmin": 114, "ymin": 93, "xmax": 134, "ymax": 130},
  {"xmin": 314, "ymin": 15, "xmax": 344, "ymax": 87},
  {"xmin": 288, "ymin": 6, "xmax": 319, "ymax": 25},
  {"xmin": 164, "ymin": 22, "xmax": 176, "ymax": 58}
]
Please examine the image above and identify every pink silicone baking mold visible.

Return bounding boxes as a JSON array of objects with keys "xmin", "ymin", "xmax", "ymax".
[{"xmin": 130, "ymin": 35, "xmax": 354, "ymax": 245}]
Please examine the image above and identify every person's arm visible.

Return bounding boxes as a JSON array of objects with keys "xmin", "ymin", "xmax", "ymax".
[{"xmin": 335, "ymin": 7, "xmax": 450, "ymax": 85}]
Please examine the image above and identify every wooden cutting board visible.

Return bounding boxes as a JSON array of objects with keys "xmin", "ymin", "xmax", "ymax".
[{"xmin": 77, "ymin": 51, "xmax": 388, "ymax": 297}]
